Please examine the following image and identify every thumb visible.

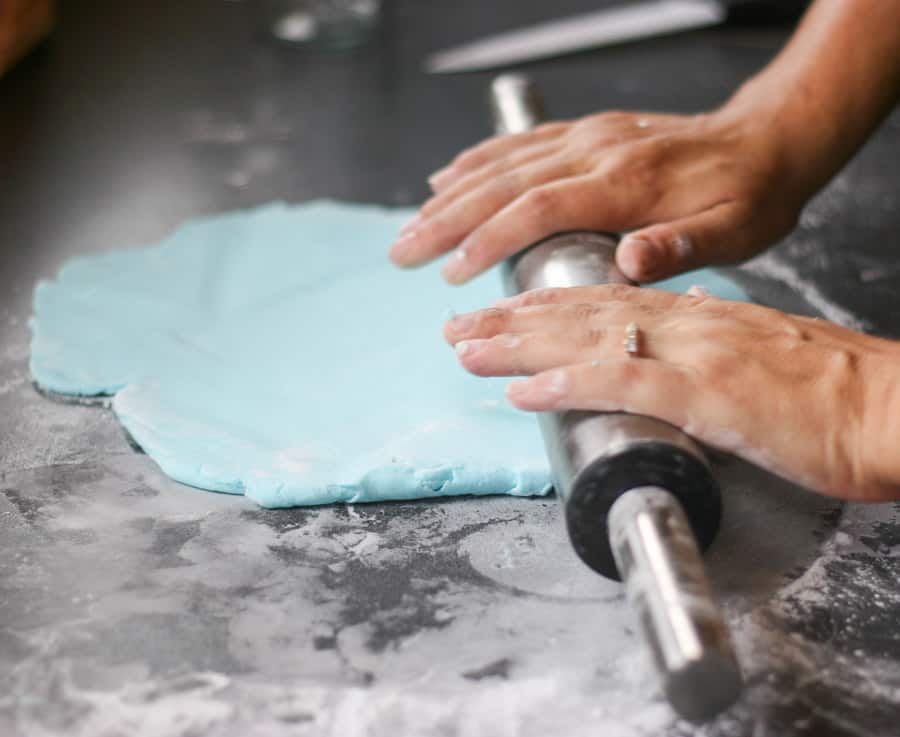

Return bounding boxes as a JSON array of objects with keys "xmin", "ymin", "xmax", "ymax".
[{"xmin": 615, "ymin": 202, "xmax": 768, "ymax": 283}]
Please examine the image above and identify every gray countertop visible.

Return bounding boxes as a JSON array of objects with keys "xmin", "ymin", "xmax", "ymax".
[{"xmin": 1, "ymin": 1, "xmax": 899, "ymax": 735}]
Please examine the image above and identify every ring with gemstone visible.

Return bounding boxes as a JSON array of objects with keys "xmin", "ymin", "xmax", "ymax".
[{"xmin": 624, "ymin": 322, "xmax": 641, "ymax": 357}]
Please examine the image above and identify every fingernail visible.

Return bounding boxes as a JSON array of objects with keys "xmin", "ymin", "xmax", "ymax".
[
  {"xmin": 542, "ymin": 369, "xmax": 569, "ymax": 397},
  {"xmin": 449, "ymin": 312, "xmax": 476, "ymax": 332},
  {"xmin": 441, "ymin": 248, "xmax": 470, "ymax": 283},
  {"xmin": 428, "ymin": 165, "xmax": 454, "ymax": 190},
  {"xmin": 619, "ymin": 237, "xmax": 664, "ymax": 281},
  {"xmin": 455, "ymin": 339, "xmax": 487, "ymax": 358},
  {"xmin": 389, "ymin": 231, "xmax": 420, "ymax": 264}
]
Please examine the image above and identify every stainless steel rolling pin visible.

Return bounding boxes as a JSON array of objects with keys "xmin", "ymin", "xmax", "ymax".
[{"xmin": 490, "ymin": 74, "xmax": 741, "ymax": 722}]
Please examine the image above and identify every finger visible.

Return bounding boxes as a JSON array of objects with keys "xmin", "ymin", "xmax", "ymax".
[
  {"xmin": 452, "ymin": 312, "xmax": 688, "ymax": 376},
  {"xmin": 615, "ymin": 201, "xmax": 764, "ymax": 282},
  {"xmin": 443, "ymin": 300, "xmax": 665, "ymax": 345},
  {"xmin": 389, "ymin": 159, "xmax": 575, "ymax": 268},
  {"xmin": 441, "ymin": 175, "xmax": 639, "ymax": 284},
  {"xmin": 454, "ymin": 332, "xmax": 596, "ymax": 376},
  {"xmin": 491, "ymin": 284, "xmax": 685, "ymax": 313},
  {"xmin": 506, "ymin": 359, "xmax": 834, "ymax": 497},
  {"xmin": 418, "ymin": 140, "xmax": 565, "ymax": 220},
  {"xmin": 506, "ymin": 361, "xmax": 699, "ymax": 431},
  {"xmin": 428, "ymin": 123, "xmax": 569, "ymax": 192}
]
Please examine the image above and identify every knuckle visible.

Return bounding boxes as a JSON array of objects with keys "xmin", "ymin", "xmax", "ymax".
[
  {"xmin": 453, "ymin": 149, "xmax": 479, "ymax": 169},
  {"xmin": 492, "ymin": 170, "xmax": 523, "ymax": 197},
  {"xmin": 776, "ymin": 316, "xmax": 810, "ymax": 342},
  {"xmin": 419, "ymin": 214, "xmax": 452, "ymax": 244},
  {"xmin": 455, "ymin": 139, "xmax": 497, "ymax": 169},
  {"xmin": 595, "ymin": 150, "xmax": 628, "ymax": 178},
  {"xmin": 454, "ymin": 153, "xmax": 483, "ymax": 171},
  {"xmin": 477, "ymin": 307, "xmax": 509, "ymax": 332},
  {"xmin": 825, "ymin": 348, "xmax": 860, "ymax": 382},
  {"xmin": 615, "ymin": 359, "xmax": 645, "ymax": 384},
  {"xmin": 576, "ymin": 327, "xmax": 608, "ymax": 349},
  {"xmin": 607, "ymin": 145, "xmax": 661, "ymax": 189},
  {"xmin": 534, "ymin": 122, "xmax": 565, "ymax": 137},
  {"xmin": 569, "ymin": 303, "xmax": 599, "ymax": 323},
  {"xmin": 599, "ymin": 284, "xmax": 639, "ymax": 302},
  {"xmin": 586, "ymin": 111, "xmax": 630, "ymax": 129},
  {"xmin": 493, "ymin": 332, "xmax": 523, "ymax": 350},
  {"xmin": 522, "ymin": 187, "xmax": 561, "ymax": 223},
  {"xmin": 602, "ymin": 110, "xmax": 632, "ymax": 125},
  {"xmin": 561, "ymin": 155, "xmax": 588, "ymax": 178},
  {"xmin": 478, "ymin": 333, "xmax": 526, "ymax": 375},
  {"xmin": 418, "ymin": 197, "xmax": 440, "ymax": 217},
  {"xmin": 692, "ymin": 345, "xmax": 737, "ymax": 382},
  {"xmin": 519, "ymin": 287, "xmax": 563, "ymax": 306},
  {"xmin": 606, "ymin": 302, "xmax": 654, "ymax": 325}
]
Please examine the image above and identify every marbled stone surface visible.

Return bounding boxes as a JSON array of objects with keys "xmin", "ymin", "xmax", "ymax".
[
  {"xmin": 2, "ymin": 1, "xmax": 900, "ymax": 735},
  {"xmin": 2, "ymin": 370, "xmax": 899, "ymax": 735}
]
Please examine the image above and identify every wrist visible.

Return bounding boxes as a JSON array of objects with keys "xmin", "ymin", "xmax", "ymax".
[
  {"xmin": 715, "ymin": 0, "xmax": 900, "ymax": 213},
  {"xmin": 703, "ymin": 88, "xmax": 818, "ymax": 220},
  {"xmin": 861, "ymin": 341, "xmax": 900, "ymax": 500}
]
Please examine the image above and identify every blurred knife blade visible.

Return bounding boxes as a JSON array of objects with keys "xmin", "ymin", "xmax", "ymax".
[{"xmin": 425, "ymin": 0, "xmax": 729, "ymax": 74}]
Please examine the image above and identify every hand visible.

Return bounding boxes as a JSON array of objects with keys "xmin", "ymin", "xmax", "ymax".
[
  {"xmin": 443, "ymin": 286, "xmax": 900, "ymax": 502},
  {"xmin": 389, "ymin": 109, "xmax": 809, "ymax": 284}
]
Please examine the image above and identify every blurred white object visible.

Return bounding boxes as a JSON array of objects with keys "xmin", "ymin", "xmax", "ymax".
[
  {"xmin": 265, "ymin": 0, "xmax": 381, "ymax": 48},
  {"xmin": 425, "ymin": 0, "xmax": 727, "ymax": 73}
]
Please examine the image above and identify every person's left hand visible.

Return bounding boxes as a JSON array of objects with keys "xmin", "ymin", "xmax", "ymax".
[
  {"xmin": 387, "ymin": 108, "xmax": 808, "ymax": 285},
  {"xmin": 443, "ymin": 285, "xmax": 900, "ymax": 502}
]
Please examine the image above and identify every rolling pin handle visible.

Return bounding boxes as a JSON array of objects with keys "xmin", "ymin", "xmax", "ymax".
[
  {"xmin": 610, "ymin": 487, "xmax": 743, "ymax": 721},
  {"xmin": 490, "ymin": 74, "xmax": 546, "ymax": 134}
]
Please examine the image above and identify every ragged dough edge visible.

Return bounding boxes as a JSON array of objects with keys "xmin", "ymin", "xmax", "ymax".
[
  {"xmin": 28, "ymin": 283, "xmax": 129, "ymax": 396},
  {"xmin": 112, "ymin": 383, "xmax": 552, "ymax": 508}
]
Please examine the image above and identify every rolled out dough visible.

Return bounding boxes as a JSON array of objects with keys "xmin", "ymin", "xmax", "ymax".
[{"xmin": 30, "ymin": 201, "xmax": 749, "ymax": 507}]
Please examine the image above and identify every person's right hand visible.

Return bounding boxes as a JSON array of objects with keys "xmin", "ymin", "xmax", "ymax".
[
  {"xmin": 443, "ymin": 285, "xmax": 900, "ymax": 503},
  {"xmin": 388, "ymin": 108, "xmax": 812, "ymax": 285}
]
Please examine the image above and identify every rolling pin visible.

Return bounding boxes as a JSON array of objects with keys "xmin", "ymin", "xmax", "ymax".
[{"xmin": 490, "ymin": 74, "xmax": 741, "ymax": 722}]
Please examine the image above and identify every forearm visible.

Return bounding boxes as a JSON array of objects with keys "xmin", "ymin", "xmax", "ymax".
[{"xmin": 722, "ymin": 0, "xmax": 900, "ymax": 204}]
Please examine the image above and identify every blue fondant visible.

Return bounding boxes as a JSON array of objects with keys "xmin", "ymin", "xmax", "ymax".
[{"xmin": 29, "ymin": 201, "xmax": 749, "ymax": 507}]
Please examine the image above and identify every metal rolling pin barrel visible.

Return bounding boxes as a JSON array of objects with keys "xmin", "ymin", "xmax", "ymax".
[{"xmin": 489, "ymin": 74, "xmax": 742, "ymax": 722}]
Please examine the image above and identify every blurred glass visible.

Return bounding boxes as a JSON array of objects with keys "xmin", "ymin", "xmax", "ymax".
[{"xmin": 263, "ymin": 0, "xmax": 381, "ymax": 49}]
